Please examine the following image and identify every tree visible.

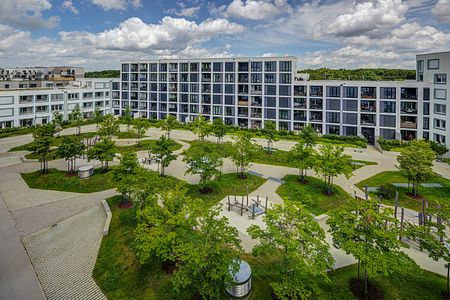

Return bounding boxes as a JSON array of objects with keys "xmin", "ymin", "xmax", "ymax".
[
  {"xmin": 153, "ymin": 135, "xmax": 177, "ymax": 176},
  {"xmin": 159, "ymin": 114, "xmax": 178, "ymax": 139},
  {"xmin": 248, "ymin": 202, "xmax": 334, "ymax": 299},
  {"xmin": 229, "ymin": 133, "xmax": 261, "ymax": 178},
  {"xmin": 92, "ymin": 107, "xmax": 103, "ymax": 132},
  {"xmin": 429, "ymin": 141, "xmax": 448, "ymax": 161},
  {"xmin": 98, "ymin": 114, "xmax": 119, "ymax": 138},
  {"xmin": 328, "ymin": 199, "xmax": 418, "ymax": 296},
  {"xmin": 211, "ymin": 118, "xmax": 227, "ymax": 143},
  {"xmin": 397, "ymin": 140, "xmax": 435, "ymax": 197},
  {"xmin": 113, "ymin": 152, "xmax": 141, "ymax": 203},
  {"xmin": 122, "ymin": 105, "xmax": 133, "ymax": 132},
  {"xmin": 314, "ymin": 144, "xmax": 353, "ymax": 195},
  {"xmin": 28, "ymin": 124, "xmax": 55, "ymax": 173},
  {"xmin": 57, "ymin": 136, "xmax": 85, "ymax": 173},
  {"xmin": 171, "ymin": 205, "xmax": 243, "ymax": 299},
  {"xmin": 86, "ymin": 137, "xmax": 116, "ymax": 170},
  {"xmin": 183, "ymin": 143, "xmax": 223, "ymax": 193},
  {"xmin": 192, "ymin": 114, "xmax": 211, "ymax": 141},
  {"xmin": 132, "ymin": 118, "xmax": 150, "ymax": 144},
  {"xmin": 299, "ymin": 124, "xmax": 317, "ymax": 147},
  {"xmin": 70, "ymin": 104, "xmax": 83, "ymax": 136},
  {"xmin": 51, "ymin": 111, "xmax": 63, "ymax": 136},
  {"xmin": 263, "ymin": 120, "xmax": 279, "ymax": 152},
  {"xmin": 289, "ymin": 140, "xmax": 316, "ymax": 182}
]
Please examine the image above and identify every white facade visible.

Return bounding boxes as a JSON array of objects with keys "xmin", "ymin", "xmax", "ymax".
[{"xmin": 0, "ymin": 78, "xmax": 117, "ymax": 128}]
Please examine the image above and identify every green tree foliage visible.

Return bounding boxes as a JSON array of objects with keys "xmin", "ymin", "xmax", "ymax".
[
  {"xmin": 263, "ymin": 120, "xmax": 279, "ymax": 152},
  {"xmin": 28, "ymin": 124, "xmax": 55, "ymax": 173},
  {"xmin": 211, "ymin": 118, "xmax": 227, "ymax": 143},
  {"xmin": 192, "ymin": 114, "xmax": 211, "ymax": 141},
  {"xmin": 328, "ymin": 199, "xmax": 418, "ymax": 295},
  {"xmin": 397, "ymin": 140, "xmax": 435, "ymax": 196},
  {"xmin": 84, "ymin": 70, "xmax": 120, "ymax": 78},
  {"xmin": 183, "ymin": 143, "xmax": 223, "ymax": 193},
  {"xmin": 314, "ymin": 144, "xmax": 353, "ymax": 195},
  {"xmin": 248, "ymin": 202, "xmax": 334, "ymax": 299},
  {"xmin": 289, "ymin": 140, "xmax": 316, "ymax": 182},
  {"xmin": 153, "ymin": 135, "xmax": 177, "ymax": 176},
  {"xmin": 57, "ymin": 136, "xmax": 85, "ymax": 173},
  {"xmin": 230, "ymin": 133, "xmax": 261, "ymax": 178},
  {"xmin": 113, "ymin": 152, "xmax": 141, "ymax": 203},
  {"xmin": 171, "ymin": 205, "xmax": 243, "ymax": 299},
  {"xmin": 98, "ymin": 114, "xmax": 119, "ymax": 138},
  {"xmin": 299, "ymin": 124, "xmax": 317, "ymax": 147},
  {"xmin": 70, "ymin": 104, "xmax": 83, "ymax": 136},
  {"xmin": 92, "ymin": 107, "xmax": 103, "ymax": 131},
  {"xmin": 51, "ymin": 111, "xmax": 63, "ymax": 135},
  {"xmin": 298, "ymin": 68, "xmax": 416, "ymax": 81},
  {"xmin": 86, "ymin": 138, "xmax": 116, "ymax": 170},
  {"xmin": 122, "ymin": 106, "xmax": 133, "ymax": 133},
  {"xmin": 158, "ymin": 114, "xmax": 178, "ymax": 139},
  {"xmin": 132, "ymin": 118, "xmax": 150, "ymax": 143},
  {"xmin": 429, "ymin": 141, "xmax": 448, "ymax": 160}
]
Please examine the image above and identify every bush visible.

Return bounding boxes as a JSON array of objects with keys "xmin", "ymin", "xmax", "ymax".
[
  {"xmin": 378, "ymin": 184, "xmax": 396, "ymax": 200},
  {"xmin": 321, "ymin": 134, "xmax": 367, "ymax": 148},
  {"xmin": 377, "ymin": 138, "xmax": 403, "ymax": 151}
]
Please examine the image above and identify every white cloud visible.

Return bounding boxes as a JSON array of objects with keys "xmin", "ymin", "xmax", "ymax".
[
  {"xmin": 224, "ymin": 0, "xmax": 291, "ymax": 20},
  {"xmin": 61, "ymin": 0, "xmax": 79, "ymax": 14},
  {"xmin": 167, "ymin": 6, "xmax": 201, "ymax": 17},
  {"xmin": 91, "ymin": 0, "xmax": 141, "ymax": 11},
  {"xmin": 432, "ymin": 0, "xmax": 450, "ymax": 22},
  {"xmin": 0, "ymin": 0, "xmax": 59, "ymax": 30}
]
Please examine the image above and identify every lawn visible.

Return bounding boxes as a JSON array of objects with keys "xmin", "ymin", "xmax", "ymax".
[
  {"xmin": 94, "ymin": 196, "xmax": 447, "ymax": 300},
  {"xmin": 8, "ymin": 132, "xmax": 97, "ymax": 152},
  {"xmin": 21, "ymin": 168, "xmax": 116, "ymax": 193},
  {"xmin": 276, "ymin": 175, "xmax": 354, "ymax": 215},
  {"xmin": 356, "ymin": 171, "xmax": 450, "ymax": 211},
  {"xmin": 115, "ymin": 131, "xmax": 147, "ymax": 139},
  {"xmin": 116, "ymin": 139, "xmax": 182, "ymax": 155},
  {"xmin": 182, "ymin": 140, "xmax": 234, "ymax": 158},
  {"xmin": 24, "ymin": 148, "xmax": 60, "ymax": 161}
]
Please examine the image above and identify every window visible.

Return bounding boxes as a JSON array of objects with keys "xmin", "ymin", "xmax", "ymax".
[
  {"xmin": 238, "ymin": 62, "xmax": 249, "ymax": 72},
  {"xmin": 361, "ymin": 87, "xmax": 376, "ymax": 99},
  {"xmin": 279, "ymin": 61, "xmax": 292, "ymax": 72},
  {"xmin": 265, "ymin": 61, "xmax": 276, "ymax": 72},
  {"xmin": 251, "ymin": 73, "xmax": 262, "ymax": 83},
  {"xmin": 423, "ymin": 88, "xmax": 430, "ymax": 101},
  {"xmin": 326, "ymin": 112, "xmax": 340, "ymax": 123},
  {"xmin": 265, "ymin": 85, "xmax": 276, "ymax": 95},
  {"xmin": 400, "ymin": 87, "xmax": 417, "ymax": 100},
  {"xmin": 190, "ymin": 63, "xmax": 199, "ymax": 72},
  {"xmin": 427, "ymin": 59, "xmax": 439, "ymax": 69},
  {"xmin": 434, "ymin": 104, "xmax": 446, "ymax": 115},
  {"xmin": 251, "ymin": 62, "xmax": 262, "ymax": 72},
  {"xmin": 423, "ymin": 102, "xmax": 430, "ymax": 115},
  {"xmin": 326, "ymin": 99, "xmax": 340, "ymax": 110},
  {"xmin": 380, "ymin": 101, "xmax": 396, "ymax": 113},
  {"xmin": 213, "ymin": 73, "xmax": 223, "ymax": 83},
  {"xmin": 417, "ymin": 60, "xmax": 424, "ymax": 72},
  {"xmin": 279, "ymin": 74, "xmax": 291, "ymax": 84},
  {"xmin": 279, "ymin": 85, "xmax": 290, "ymax": 96},
  {"xmin": 264, "ymin": 73, "xmax": 276, "ymax": 83},
  {"xmin": 380, "ymin": 87, "xmax": 396, "ymax": 99},
  {"xmin": 434, "ymin": 89, "xmax": 447, "ymax": 100},
  {"xmin": 225, "ymin": 73, "xmax": 235, "ymax": 83},
  {"xmin": 343, "ymin": 99, "xmax": 358, "ymax": 111},
  {"xmin": 344, "ymin": 86, "xmax": 358, "ymax": 98},
  {"xmin": 380, "ymin": 115, "xmax": 396, "ymax": 128},
  {"xmin": 180, "ymin": 63, "xmax": 189, "ymax": 72},
  {"xmin": 213, "ymin": 62, "xmax": 222, "ymax": 72},
  {"xmin": 434, "ymin": 119, "xmax": 446, "ymax": 130},
  {"xmin": 310, "ymin": 86, "xmax": 323, "ymax": 97},
  {"xmin": 327, "ymin": 86, "xmax": 340, "ymax": 98},
  {"xmin": 434, "ymin": 74, "xmax": 447, "ymax": 84},
  {"xmin": 225, "ymin": 62, "xmax": 235, "ymax": 72}
]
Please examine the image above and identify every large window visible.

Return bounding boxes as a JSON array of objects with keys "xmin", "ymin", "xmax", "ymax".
[
  {"xmin": 428, "ymin": 59, "xmax": 439, "ymax": 69},
  {"xmin": 343, "ymin": 86, "xmax": 358, "ymax": 98},
  {"xmin": 380, "ymin": 87, "xmax": 396, "ymax": 99},
  {"xmin": 434, "ymin": 103, "xmax": 446, "ymax": 115},
  {"xmin": 251, "ymin": 62, "xmax": 262, "ymax": 72},
  {"xmin": 435, "ymin": 89, "xmax": 447, "ymax": 100},
  {"xmin": 279, "ymin": 61, "xmax": 292, "ymax": 72},
  {"xmin": 265, "ymin": 61, "xmax": 276, "ymax": 72},
  {"xmin": 434, "ymin": 74, "xmax": 447, "ymax": 84},
  {"xmin": 327, "ymin": 86, "xmax": 340, "ymax": 98}
]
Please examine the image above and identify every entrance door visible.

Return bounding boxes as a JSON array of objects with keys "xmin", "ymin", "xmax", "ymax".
[{"xmin": 361, "ymin": 127, "xmax": 375, "ymax": 144}]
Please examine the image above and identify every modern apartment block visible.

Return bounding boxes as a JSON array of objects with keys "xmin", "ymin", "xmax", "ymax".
[
  {"xmin": 116, "ymin": 52, "xmax": 449, "ymax": 148},
  {"xmin": 0, "ymin": 78, "xmax": 117, "ymax": 128},
  {"xmin": 0, "ymin": 66, "xmax": 84, "ymax": 81}
]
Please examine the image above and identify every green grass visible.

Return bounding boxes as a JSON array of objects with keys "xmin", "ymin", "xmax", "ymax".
[
  {"xmin": 8, "ymin": 132, "xmax": 97, "ymax": 152},
  {"xmin": 116, "ymin": 139, "xmax": 182, "ymax": 155},
  {"xmin": 182, "ymin": 140, "xmax": 234, "ymax": 158},
  {"xmin": 442, "ymin": 158, "xmax": 450, "ymax": 165},
  {"xmin": 115, "ymin": 131, "xmax": 148, "ymax": 139},
  {"xmin": 277, "ymin": 175, "xmax": 354, "ymax": 215},
  {"xmin": 21, "ymin": 168, "xmax": 116, "ymax": 193},
  {"xmin": 356, "ymin": 171, "xmax": 450, "ymax": 211},
  {"xmin": 24, "ymin": 149, "xmax": 60, "ymax": 161},
  {"xmin": 94, "ymin": 196, "xmax": 448, "ymax": 300}
]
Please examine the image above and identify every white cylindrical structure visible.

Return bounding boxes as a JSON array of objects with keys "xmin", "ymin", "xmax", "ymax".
[
  {"xmin": 78, "ymin": 165, "xmax": 94, "ymax": 178},
  {"xmin": 226, "ymin": 260, "xmax": 251, "ymax": 298}
]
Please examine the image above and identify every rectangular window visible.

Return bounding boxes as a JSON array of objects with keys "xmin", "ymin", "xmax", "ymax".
[
  {"xmin": 417, "ymin": 60, "xmax": 424, "ymax": 72},
  {"xmin": 434, "ymin": 103, "xmax": 446, "ymax": 115},
  {"xmin": 251, "ymin": 62, "xmax": 262, "ymax": 72},
  {"xmin": 423, "ymin": 88, "xmax": 430, "ymax": 101},
  {"xmin": 326, "ymin": 99, "xmax": 340, "ymax": 110},
  {"xmin": 327, "ymin": 86, "xmax": 340, "ymax": 98},
  {"xmin": 434, "ymin": 119, "xmax": 446, "ymax": 130},
  {"xmin": 380, "ymin": 115, "xmax": 396, "ymax": 128},
  {"xmin": 213, "ymin": 62, "xmax": 222, "ymax": 72},
  {"xmin": 265, "ymin": 61, "xmax": 276, "ymax": 72},
  {"xmin": 434, "ymin": 74, "xmax": 447, "ymax": 84},
  {"xmin": 279, "ymin": 74, "xmax": 291, "ymax": 84},
  {"xmin": 251, "ymin": 73, "xmax": 262, "ymax": 83},
  {"xmin": 264, "ymin": 73, "xmax": 276, "ymax": 83},
  {"xmin": 279, "ymin": 61, "xmax": 292, "ymax": 72},
  {"xmin": 380, "ymin": 87, "xmax": 396, "ymax": 99},
  {"xmin": 434, "ymin": 89, "xmax": 447, "ymax": 100},
  {"xmin": 428, "ymin": 59, "xmax": 439, "ymax": 69},
  {"xmin": 225, "ymin": 62, "xmax": 235, "ymax": 72},
  {"xmin": 344, "ymin": 86, "xmax": 358, "ymax": 98},
  {"xmin": 180, "ymin": 63, "xmax": 189, "ymax": 72},
  {"xmin": 225, "ymin": 73, "xmax": 235, "ymax": 83}
]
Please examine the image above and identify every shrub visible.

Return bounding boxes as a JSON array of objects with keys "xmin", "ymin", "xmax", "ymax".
[
  {"xmin": 377, "ymin": 138, "xmax": 403, "ymax": 151},
  {"xmin": 378, "ymin": 184, "xmax": 396, "ymax": 200}
]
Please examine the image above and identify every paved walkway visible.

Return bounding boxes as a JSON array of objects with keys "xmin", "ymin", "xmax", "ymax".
[{"xmin": 23, "ymin": 205, "xmax": 106, "ymax": 300}]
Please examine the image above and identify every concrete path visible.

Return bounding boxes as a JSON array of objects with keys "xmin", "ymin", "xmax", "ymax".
[{"xmin": 23, "ymin": 205, "xmax": 106, "ymax": 300}]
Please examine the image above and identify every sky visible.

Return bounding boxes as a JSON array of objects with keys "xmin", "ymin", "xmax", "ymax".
[{"xmin": 0, "ymin": 0, "xmax": 449, "ymax": 70}]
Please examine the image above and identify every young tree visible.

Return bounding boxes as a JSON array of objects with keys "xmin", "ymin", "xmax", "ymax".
[
  {"xmin": 328, "ymin": 199, "xmax": 418, "ymax": 296},
  {"xmin": 192, "ymin": 114, "xmax": 211, "ymax": 141},
  {"xmin": 299, "ymin": 124, "xmax": 317, "ymax": 147},
  {"xmin": 314, "ymin": 144, "xmax": 353, "ymax": 195},
  {"xmin": 263, "ymin": 120, "xmax": 279, "ymax": 152},
  {"xmin": 397, "ymin": 140, "xmax": 435, "ymax": 197},
  {"xmin": 98, "ymin": 114, "xmax": 119, "ymax": 138},
  {"xmin": 171, "ymin": 205, "xmax": 243, "ymax": 299},
  {"xmin": 183, "ymin": 143, "xmax": 223, "ymax": 193},
  {"xmin": 429, "ymin": 141, "xmax": 448, "ymax": 161},
  {"xmin": 132, "ymin": 118, "xmax": 150, "ymax": 144},
  {"xmin": 211, "ymin": 117, "xmax": 227, "ymax": 143},
  {"xmin": 153, "ymin": 135, "xmax": 177, "ymax": 176},
  {"xmin": 229, "ymin": 133, "xmax": 261, "ymax": 178},
  {"xmin": 57, "ymin": 136, "xmax": 85, "ymax": 173},
  {"xmin": 113, "ymin": 152, "xmax": 141, "ymax": 203},
  {"xmin": 28, "ymin": 124, "xmax": 55, "ymax": 173},
  {"xmin": 289, "ymin": 140, "xmax": 316, "ymax": 182},
  {"xmin": 70, "ymin": 104, "xmax": 83, "ymax": 136},
  {"xmin": 248, "ymin": 202, "xmax": 334, "ymax": 299},
  {"xmin": 122, "ymin": 105, "xmax": 133, "ymax": 132},
  {"xmin": 159, "ymin": 114, "xmax": 178, "ymax": 139},
  {"xmin": 92, "ymin": 106, "xmax": 103, "ymax": 132},
  {"xmin": 86, "ymin": 137, "xmax": 116, "ymax": 170},
  {"xmin": 51, "ymin": 111, "xmax": 63, "ymax": 136}
]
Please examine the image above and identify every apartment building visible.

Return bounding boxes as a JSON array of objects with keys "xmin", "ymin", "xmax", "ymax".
[
  {"xmin": 0, "ymin": 78, "xmax": 116, "ymax": 128},
  {"xmin": 116, "ymin": 52, "xmax": 449, "ymax": 149},
  {"xmin": 0, "ymin": 66, "xmax": 84, "ymax": 81}
]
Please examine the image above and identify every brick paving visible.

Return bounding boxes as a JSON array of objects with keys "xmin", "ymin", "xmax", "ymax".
[{"xmin": 23, "ymin": 205, "xmax": 106, "ymax": 300}]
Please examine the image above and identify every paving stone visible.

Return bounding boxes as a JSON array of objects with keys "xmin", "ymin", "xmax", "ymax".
[{"xmin": 23, "ymin": 205, "xmax": 106, "ymax": 300}]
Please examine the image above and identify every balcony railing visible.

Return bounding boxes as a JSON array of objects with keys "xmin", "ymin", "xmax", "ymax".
[
  {"xmin": 401, "ymin": 108, "xmax": 417, "ymax": 114},
  {"xmin": 251, "ymin": 101, "xmax": 262, "ymax": 107},
  {"xmin": 238, "ymin": 101, "xmax": 249, "ymax": 106},
  {"xmin": 250, "ymin": 90, "xmax": 262, "ymax": 95},
  {"xmin": 401, "ymin": 121, "xmax": 417, "ymax": 129}
]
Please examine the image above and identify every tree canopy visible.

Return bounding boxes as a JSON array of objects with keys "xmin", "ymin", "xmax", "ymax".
[
  {"xmin": 211, "ymin": 118, "xmax": 227, "ymax": 143},
  {"xmin": 192, "ymin": 115, "xmax": 211, "ymax": 142},
  {"xmin": 152, "ymin": 135, "xmax": 177, "ymax": 176},
  {"xmin": 87, "ymin": 137, "xmax": 116, "ymax": 170},
  {"xmin": 158, "ymin": 115, "xmax": 178, "ymax": 139},
  {"xmin": 298, "ymin": 68, "xmax": 416, "ymax": 81},
  {"xmin": 57, "ymin": 135, "xmax": 85, "ymax": 173},
  {"xmin": 84, "ymin": 70, "xmax": 120, "ymax": 78},
  {"xmin": 229, "ymin": 133, "xmax": 261, "ymax": 178},
  {"xmin": 28, "ymin": 124, "xmax": 56, "ymax": 173}
]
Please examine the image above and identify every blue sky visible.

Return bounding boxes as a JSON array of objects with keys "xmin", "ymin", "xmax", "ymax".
[{"xmin": 0, "ymin": 0, "xmax": 449, "ymax": 70}]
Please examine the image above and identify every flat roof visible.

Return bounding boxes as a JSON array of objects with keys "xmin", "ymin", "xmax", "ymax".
[
  {"xmin": 416, "ymin": 51, "xmax": 450, "ymax": 57},
  {"xmin": 121, "ymin": 56, "xmax": 297, "ymax": 63}
]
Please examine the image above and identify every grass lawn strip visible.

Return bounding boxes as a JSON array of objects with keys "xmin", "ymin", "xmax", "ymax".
[
  {"xmin": 116, "ymin": 139, "xmax": 182, "ymax": 155},
  {"xmin": 8, "ymin": 132, "xmax": 98, "ymax": 152}
]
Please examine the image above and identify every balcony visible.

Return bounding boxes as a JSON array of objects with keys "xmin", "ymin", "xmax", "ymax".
[
  {"xmin": 294, "ymin": 112, "xmax": 307, "ymax": 121},
  {"xmin": 251, "ymin": 112, "xmax": 262, "ymax": 118},
  {"xmin": 19, "ymin": 96, "xmax": 33, "ymax": 104},
  {"xmin": 401, "ymin": 116, "xmax": 417, "ymax": 129},
  {"xmin": 19, "ymin": 108, "xmax": 33, "ymax": 115},
  {"xmin": 400, "ymin": 103, "xmax": 417, "ymax": 114},
  {"xmin": 401, "ymin": 88, "xmax": 417, "ymax": 100},
  {"xmin": 361, "ymin": 87, "xmax": 376, "ymax": 99},
  {"xmin": 361, "ymin": 114, "xmax": 376, "ymax": 126},
  {"xmin": 294, "ymin": 86, "xmax": 307, "ymax": 96},
  {"xmin": 360, "ymin": 101, "xmax": 376, "ymax": 112}
]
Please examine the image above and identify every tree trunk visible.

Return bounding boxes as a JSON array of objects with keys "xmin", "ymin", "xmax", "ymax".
[
  {"xmin": 67, "ymin": 160, "xmax": 70, "ymax": 173},
  {"xmin": 364, "ymin": 268, "xmax": 368, "ymax": 294},
  {"xmin": 447, "ymin": 264, "xmax": 449, "ymax": 297},
  {"xmin": 357, "ymin": 259, "xmax": 360, "ymax": 278}
]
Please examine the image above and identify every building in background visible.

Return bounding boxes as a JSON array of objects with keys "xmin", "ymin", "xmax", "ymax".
[{"xmin": 116, "ymin": 51, "xmax": 449, "ymax": 148}]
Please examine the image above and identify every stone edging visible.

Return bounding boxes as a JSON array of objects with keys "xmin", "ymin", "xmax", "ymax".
[
  {"xmin": 101, "ymin": 200, "xmax": 112, "ymax": 236},
  {"xmin": 20, "ymin": 155, "xmax": 39, "ymax": 163}
]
